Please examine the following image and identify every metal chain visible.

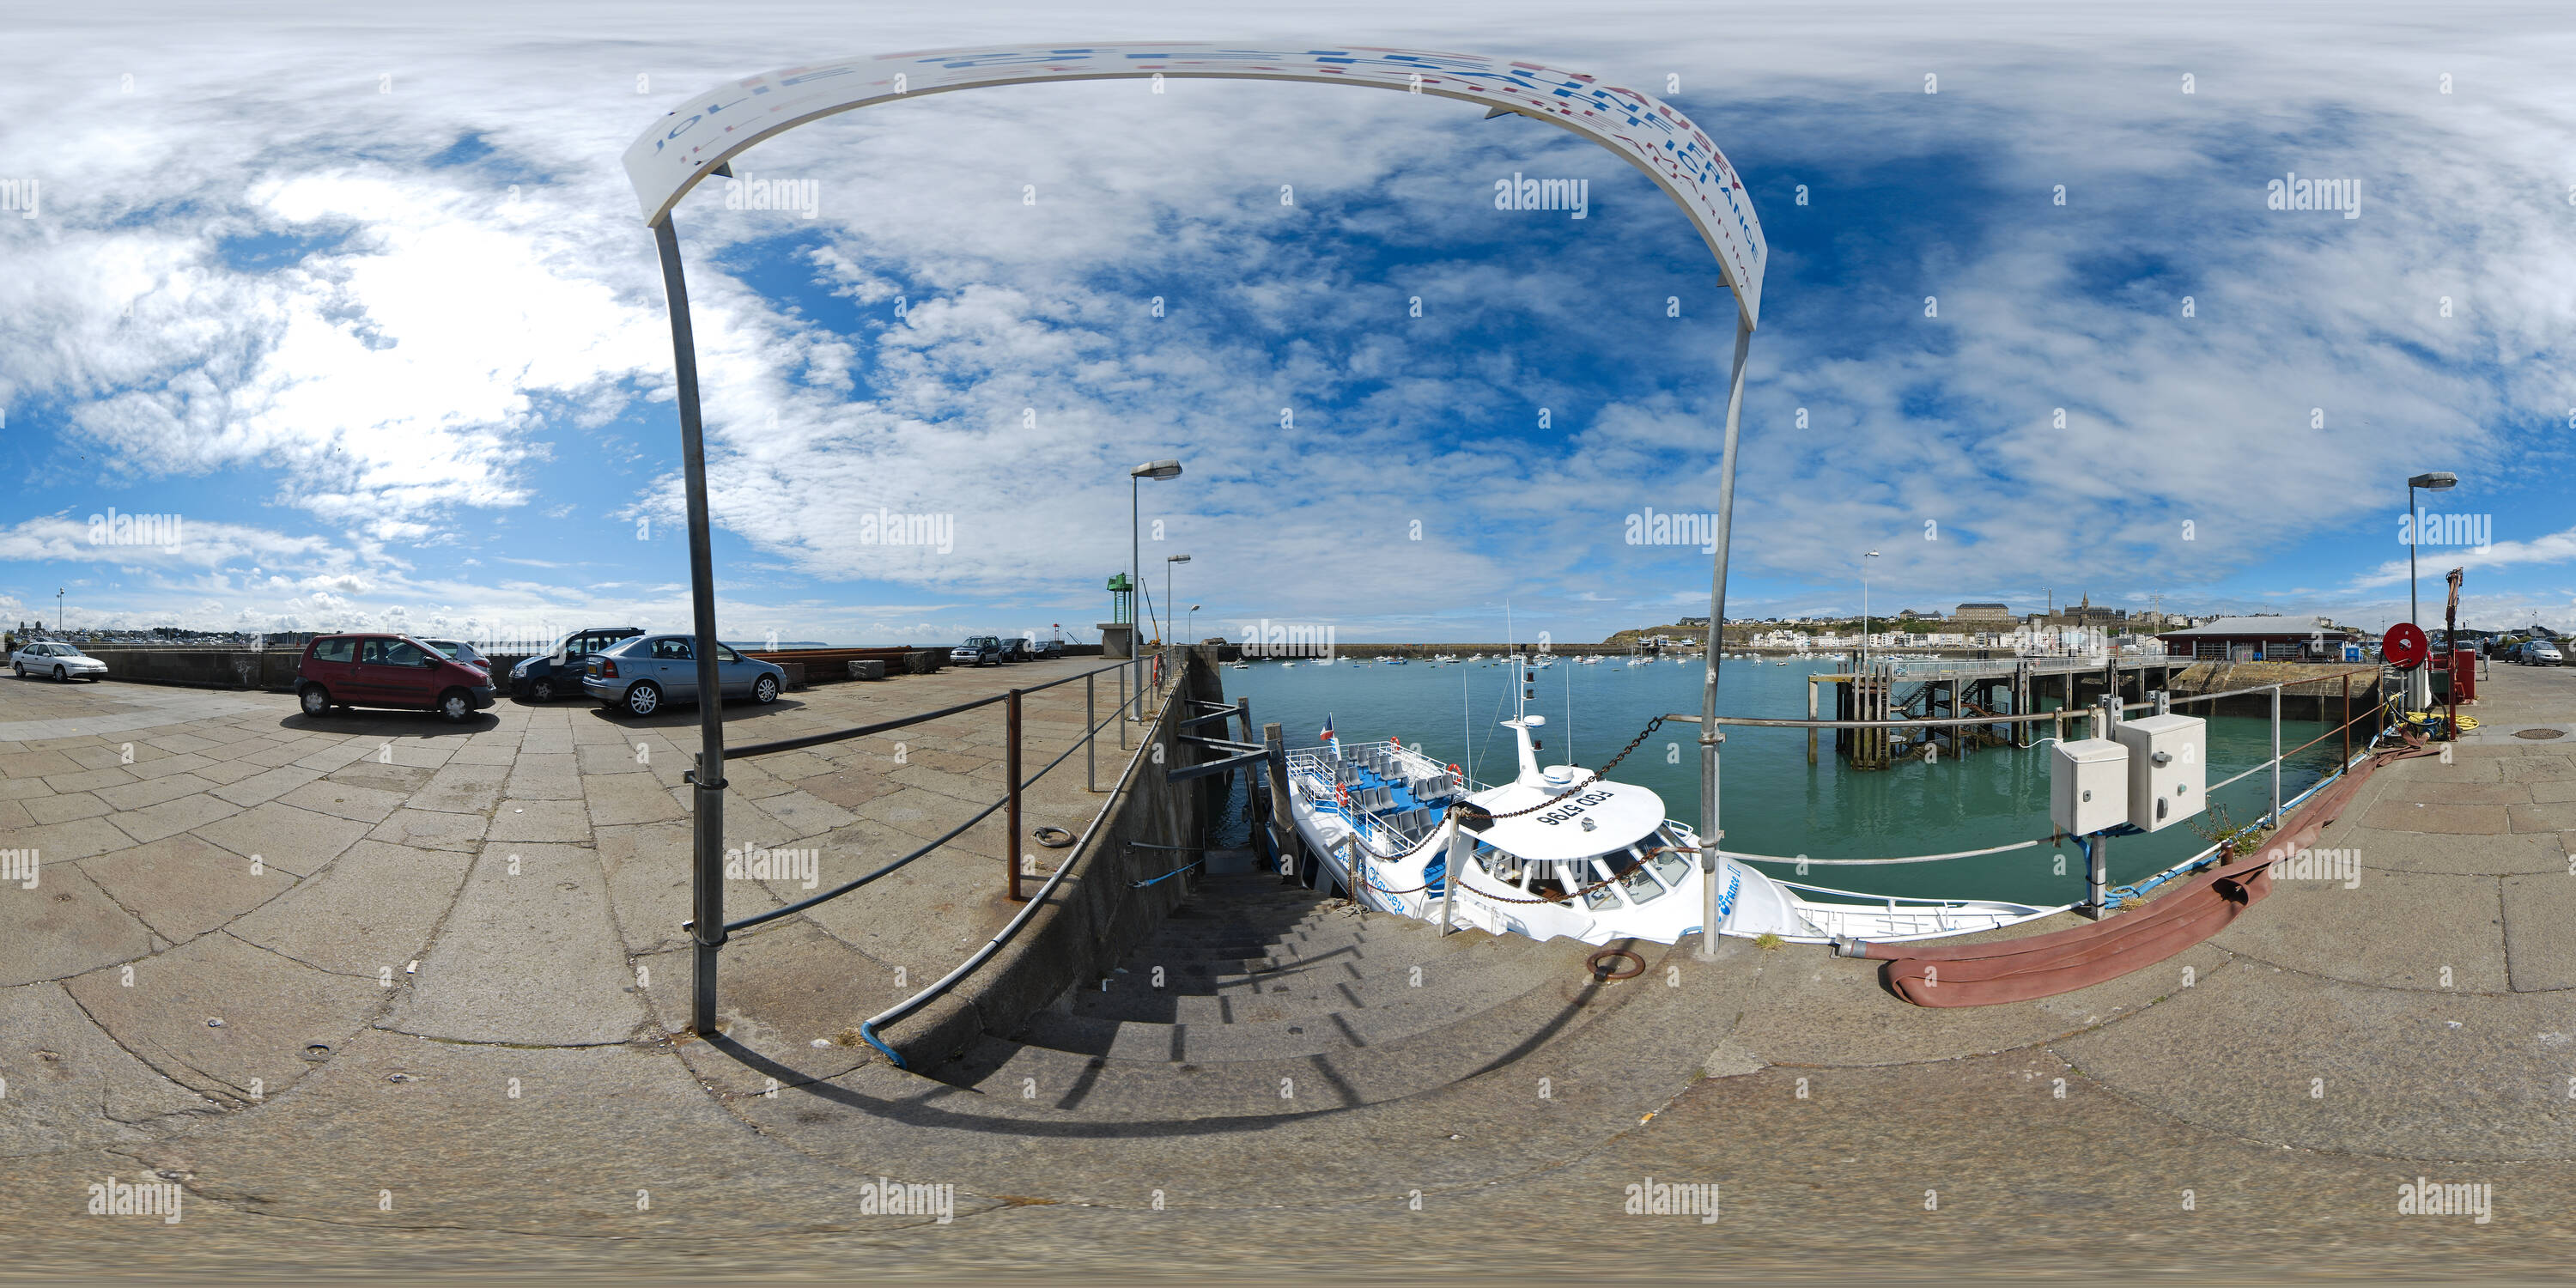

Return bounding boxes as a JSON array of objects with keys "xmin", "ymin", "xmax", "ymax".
[{"xmin": 1467, "ymin": 714, "xmax": 1668, "ymax": 822}]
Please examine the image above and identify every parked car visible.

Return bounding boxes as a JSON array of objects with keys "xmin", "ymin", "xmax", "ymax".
[
  {"xmin": 420, "ymin": 639, "xmax": 491, "ymax": 673},
  {"xmin": 10, "ymin": 641, "xmax": 108, "ymax": 682},
  {"xmin": 998, "ymin": 636, "xmax": 1033, "ymax": 662},
  {"xmin": 1020, "ymin": 635, "xmax": 1066, "ymax": 660},
  {"xmin": 2530, "ymin": 641, "xmax": 2564, "ymax": 666},
  {"xmin": 951, "ymin": 635, "xmax": 1006, "ymax": 667},
  {"xmin": 582, "ymin": 634, "xmax": 786, "ymax": 717},
  {"xmin": 510, "ymin": 626, "xmax": 644, "ymax": 701},
  {"xmin": 296, "ymin": 633, "xmax": 497, "ymax": 722}
]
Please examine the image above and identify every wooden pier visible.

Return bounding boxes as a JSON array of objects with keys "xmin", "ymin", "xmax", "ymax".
[{"xmin": 1807, "ymin": 656, "xmax": 2192, "ymax": 769}]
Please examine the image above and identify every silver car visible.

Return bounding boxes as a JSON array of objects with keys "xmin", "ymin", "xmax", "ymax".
[
  {"xmin": 11, "ymin": 641, "xmax": 108, "ymax": 682},
  {"xmin": 581, "ymin": 634, "xmax": 786, "ymax": 717}
]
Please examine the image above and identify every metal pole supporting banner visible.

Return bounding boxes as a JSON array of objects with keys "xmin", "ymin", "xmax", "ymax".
[
  {"xmin": 2270, "ymin": 684, "xmax": 2283, "ymax": 825},
  {"xmin": 1006, "ymin": 688, "xmax": 1026, "ymax": 902},
  {"xmin": 652, "ymin": 215, "xmax": 729, "ymax": 1039},
  {"xmin": 1699, "ymin": 313, "xmax": 1753, "ymax": 960}
]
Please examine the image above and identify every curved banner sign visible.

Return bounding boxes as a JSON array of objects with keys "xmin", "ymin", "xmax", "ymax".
[{"xmin": 623, "ymin": 44, "xmax": 1766, "ymax": 325}]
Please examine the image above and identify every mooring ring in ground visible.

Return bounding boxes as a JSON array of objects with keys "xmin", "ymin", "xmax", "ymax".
[
  {"xmin": 1033, "ymin": 825, "xmax": 1077, "ymax": 848},
  {"xmin": 1586, "ymin": 948, "xmax": 1647, "ymax": 981}
]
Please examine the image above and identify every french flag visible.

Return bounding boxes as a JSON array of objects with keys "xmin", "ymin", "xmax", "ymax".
[{"xmin": 1321, "ymin": 714, "xmax": 1339, "ymax": 757}]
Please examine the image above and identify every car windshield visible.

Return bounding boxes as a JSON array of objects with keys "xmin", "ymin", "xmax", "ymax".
[{"xmin": 963, "ymin": 637, "xmax": 998, "ymax": 647}]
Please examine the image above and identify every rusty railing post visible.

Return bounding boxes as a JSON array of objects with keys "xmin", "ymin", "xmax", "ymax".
[
  {"xmin": 2342, "ymin": 672, "xmax": 2351, "ymax": 765},
  {"xmin": 1118, "ymin": 666, "xmax": 1128, "ymax": 750},
  {"xmin": 1085, "ymin": 671, "xmax": 1097, "ymax": 793},
  {"xmin": 1006, "ymin": 687, "xmax": 1026, "ymax": 902}
]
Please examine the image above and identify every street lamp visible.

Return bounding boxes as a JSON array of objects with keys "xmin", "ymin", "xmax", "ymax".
[
  {"xmin": 1164, "ymin": 555, "xmax": 1191, "ymax": 651},
  {"xmin": 2407, "ymin": 471, "xmax": 2458, "ymax": 630},
  {"xmin": 1861, "ymin": 552, "xmax": 1879, "ymax": 671},
  {"xmin": 1188, "ymin": 603, "xmax": 1200, "ymax": 643},
  {"xmin": 1129, "ymin": 459, "xmax": 1182, "ymax": 720},
  {"xmin": 57, "ymin": 587, "xmax": 65, "ymax": 634}
]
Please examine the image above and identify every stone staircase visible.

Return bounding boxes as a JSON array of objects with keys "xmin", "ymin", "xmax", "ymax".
[{"xmin": 938, "ymin": 872, "xmax": 1625, "ymax": 1121}]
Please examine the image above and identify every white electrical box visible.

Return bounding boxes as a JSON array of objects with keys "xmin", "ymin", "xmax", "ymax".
[
  {"xmin": 2115, "ymin": 714, "xmax": 2207, "ymax": 833},
  {"xmin": 2050, "ymin": 738, "xmax": 2129, "ymax": 835}
]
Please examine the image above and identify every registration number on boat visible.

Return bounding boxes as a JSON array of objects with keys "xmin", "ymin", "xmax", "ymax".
[{"xmin": 1533, "ymin": 791, "xmax": 1618, "ymax": 826}]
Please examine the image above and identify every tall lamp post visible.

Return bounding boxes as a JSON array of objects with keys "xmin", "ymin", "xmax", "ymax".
[
  {"xmin": 1164, "ymin": 554, "xmax": 1191, "ymax": 658},
  {"xmin": 57, "ymin": 587, "xmax": 65, "ymax": 634},
  {"xmin": 1129, "ymin": 459, "xmax": 1182, "ymax": 720},
  {"xmin": 1861, "ymin": 551, "xmax": 1879, "ymax": 671},
  {"xmin": 2406, "ymin": 471, "xmax": 2458, "ymax": 629},
  {"xmin": 1188, "ymin": 603, "xmax": 1200, "ymax": 644}
]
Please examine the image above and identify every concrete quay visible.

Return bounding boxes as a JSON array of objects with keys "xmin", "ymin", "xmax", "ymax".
[{"xmin": 1, "ymin": 659, "xmax": 2571, "ymax": 1283}]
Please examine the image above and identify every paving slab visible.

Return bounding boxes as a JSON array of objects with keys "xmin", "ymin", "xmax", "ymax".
[
  {"xmin": 581, "ymin": 770, "xmax": 684, "ymax": 825},
  {"xmin": 2348, "ymin": 828, "xmax": 2567, "ymax": 876},
  {"xmin": 2501, "ymin": 873, "xmax": 2576, "ymax": 993},
  {"xmin": 91, "ymin": 773, "xmax": 219, "ymax": 812},
  {"xmin": 2358, "ymin": 799, "xmax": 2509, "ymax": 834},
  {"xmin": 13, "ymin": 816, "xmax": 138, "ymax": 863},
  {"xmin": 222, "ymin": 840, "xmax": 473, "ymax": 979},
  {"xmin": 409, "ymin": 762, "xmax": 509, "ymax": 815},
  {"xmin": 2213, "ymin": 867, "xmax": 2508, "ymax": 992},
  {"xmin": 76, "ymin": 834, "xmax": 298, "ymax": 941},
  {"xmin": 188, "ymin": 800, "xmax": 369, "ymax": 878},
  {"xmin": 0, "ymin": 981, "xmax": 217, "ymax": 1157},
  {"xmin": 113, "ymin": 1026, "xmax": 891, "ymax": 1242},
  {"xmin": 62, "ymin": 932, "xmax": 383, "ymax": 1103},
  {"xmin": 595, "ymin": 821, "xmax": 692, "ymax": 957},
  {"xmin": 2060, "ymin": 963, "xmax": 2576, "ymax": 1160},
  {"xmin": 485, "ymin": 798, "xmax": 592, "ymax": 844},
  {"xmin": 208, "ymin": 764, "xmax": 325, "ymax": 809},
  {"xmin": 383, "ymin": 843, "xmax": 646, "ymax": 1046},
  {"xmin": 23, "ymin": 791, "xmax": 110, "ymax": 824},
  {"xmin": 0, "ymin": 860, "xmax": 158, "ymax": 987},
  {"xmin": 364, "ymin": 807, "xmax": 489, "ymax": 852}
]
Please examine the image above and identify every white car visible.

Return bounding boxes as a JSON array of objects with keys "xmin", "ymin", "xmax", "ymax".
[
  {"xmin": 11, "ymin": 641, "xmax": 109, "ymax": 682},
  {"xmin": 2530, "ymin": 641, "xmax": 2564, "ymax": 666}
]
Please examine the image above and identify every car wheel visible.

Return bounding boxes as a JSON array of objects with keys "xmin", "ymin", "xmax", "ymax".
[
  {"xmin": 624, "ymin": 682, "xmax": 661, "ymax": 717},
  {"xmin": 439, "ymin": 690, "xmax": 473, "ymax": 723},
  {"xmin": 54, "ymin": 665, "xmax": 67, "ymax": 682},
  {"xmin": 531, "ymin": 677, "xmax": 556, "ymax": 702},
  {"xmin": 300, "ymin": 684, "xmax": 331, "ymax": 717},
  {"xmin": 753, "ymin": 675, "xmax": 779, "ymax": 704}
]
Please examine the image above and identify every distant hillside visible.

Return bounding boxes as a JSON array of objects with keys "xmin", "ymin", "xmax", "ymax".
[{"xmin": 1602, "ymin": 622, "xmax": 1729, "ymax": 647}]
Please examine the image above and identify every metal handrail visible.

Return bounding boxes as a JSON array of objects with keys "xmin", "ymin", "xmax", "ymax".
[
  {"xmin": 726, "ymin": 659, "xmax": 1127, "ymax": 760},
  {"xmin": 858, "ymin": 661, "xmax": 1184, "ymax": 1066}
]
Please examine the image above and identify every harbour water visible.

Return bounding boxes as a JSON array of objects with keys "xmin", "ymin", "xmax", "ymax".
[{"xmin": 1221, "ymin": 654, "xmax": 2347, "ymax": 906}]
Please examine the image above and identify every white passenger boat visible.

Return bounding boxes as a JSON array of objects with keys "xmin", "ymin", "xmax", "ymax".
[{"xmin": 1280, "ymin": 669, "xmax": 2061, "ymax": 947}]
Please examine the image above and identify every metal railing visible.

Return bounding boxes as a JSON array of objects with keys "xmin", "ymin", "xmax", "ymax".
[
  {"xmin": 1662, "ymin": 666, "xmax": 2391, "ymax": 915},
  {"xmin": 683, "ymin": 654, "xmax": 1169, "ymax": 1049}
]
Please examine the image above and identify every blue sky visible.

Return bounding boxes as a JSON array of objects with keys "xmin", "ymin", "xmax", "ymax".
[{"xmin": 2, "ymin": 2, "xmax": 2567, "ymax": 647}]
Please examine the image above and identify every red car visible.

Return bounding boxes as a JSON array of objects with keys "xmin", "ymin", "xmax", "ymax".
[{"xmin": 296, "ymin": 633, "xmax": 498, "ymax": 722}]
